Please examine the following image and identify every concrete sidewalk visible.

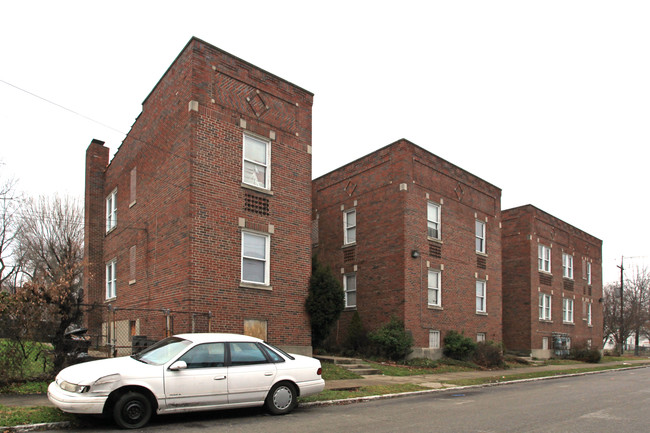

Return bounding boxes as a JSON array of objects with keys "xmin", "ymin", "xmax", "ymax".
[{"xmin": 1, "ymin": 359, "xmax": 649, "ymax": 408}]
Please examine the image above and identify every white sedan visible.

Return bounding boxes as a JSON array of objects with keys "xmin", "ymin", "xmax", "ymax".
[{"xmin": 48, "ymin": 333, "xmax": 325, "ymax": 429}]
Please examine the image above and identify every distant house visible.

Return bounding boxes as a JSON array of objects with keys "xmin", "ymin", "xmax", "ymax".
[
  {"xmin": 84, "ymin": 37, "xmax": 315, "ymax": 355},
  {"xmin": 501, "ymin": 205, "xmax": 603, "ymax": 358},
  {"xmin": 312, "ymin": 139, "xmax": 503, "ymax": 359}
]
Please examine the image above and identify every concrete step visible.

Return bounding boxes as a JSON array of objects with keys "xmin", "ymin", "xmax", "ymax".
[{"xmin": 315, "ymin": 355, "xmax": 382, "ymax": 375}]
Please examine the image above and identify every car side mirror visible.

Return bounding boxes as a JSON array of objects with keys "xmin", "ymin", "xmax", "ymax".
[{"xmin": 169, "ymin": 360, "xmax": 187, "ymax": 371}]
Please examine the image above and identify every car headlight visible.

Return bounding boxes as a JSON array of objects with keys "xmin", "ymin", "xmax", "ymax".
[{"xmin": 58, "ymin": 380, "xmax": 89, "ymax": 393}]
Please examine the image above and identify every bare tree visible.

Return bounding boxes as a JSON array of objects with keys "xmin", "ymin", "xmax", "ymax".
[
  {"xmin": 602, "ymin": 267, "xmax": 650, "ymax": 355},
  {"xmin": 14, "ymin": 195, "xmax": 84, "ymax": 370},
  {"xmin": 0, "ymin": 173, "xmax": 22, "ymax": 292}
]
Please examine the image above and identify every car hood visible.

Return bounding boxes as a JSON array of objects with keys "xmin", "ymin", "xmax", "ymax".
[{"xmin": 57, "ymin": 356, "xmax": 160, "ymax": 385}]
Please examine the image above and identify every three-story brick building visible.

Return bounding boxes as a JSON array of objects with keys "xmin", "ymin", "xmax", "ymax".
[{"xmin": 84, "ymin": 37, "xmax": 314, "ymax": 355}]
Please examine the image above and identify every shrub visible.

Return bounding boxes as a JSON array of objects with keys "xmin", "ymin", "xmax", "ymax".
[
  {"xmin": 570, "ymin": 342, "xmax": 602, "ymax": 363},
  {"xmin": 344, "ymin": 311, "xmax": 368, "ymax": 354},
  {"xmin": 443, "ymin": 331, "xmax": 477, "ymax": 361},
  {"xmin": 368, "ymin": 316, "xmax": 413, "ymax": 361},
  {"xmin": 472, "ymin": 341, "xmax": 505, "ymax": 368}
]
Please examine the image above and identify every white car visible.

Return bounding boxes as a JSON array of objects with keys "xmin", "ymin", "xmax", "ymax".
[{"xmin": 48, "ymin": 333, "xmax": 325, "ymax": 429}]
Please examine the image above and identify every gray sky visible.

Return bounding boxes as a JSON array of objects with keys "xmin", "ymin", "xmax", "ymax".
[{"xmin": 1, "ymin": 0, "xmax": 648, "ymax": 285}]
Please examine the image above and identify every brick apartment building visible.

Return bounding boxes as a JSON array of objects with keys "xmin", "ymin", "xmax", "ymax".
[
  {"xmin": 84, "ymin": 37, "xmax": 314, "ymax": 355},
  {"xmin": 312, "ymin": 139, "xmax": 503, "ymax": 358},
  {"xmin": 501, "ymin": 205, "xmax": 603, "ymax": 358}
]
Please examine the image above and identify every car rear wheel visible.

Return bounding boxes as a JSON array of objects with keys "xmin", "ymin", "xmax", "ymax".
[
  {"xmin": 113, "ymin": 391, "xmax": 152, "ymax": 429},
  {"xmin": 265, "ymin": 382, "xmax": 297, "ymax": 415}
]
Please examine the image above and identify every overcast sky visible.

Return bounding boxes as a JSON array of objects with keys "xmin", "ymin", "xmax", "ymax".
[{"xmin": 1, "ymin": 1, "xmax": 648, "ymax": 284}]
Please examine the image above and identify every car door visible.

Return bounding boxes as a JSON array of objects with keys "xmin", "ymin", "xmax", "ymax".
[
  {"xmin": 227, "ymin": 342, "xmax": 277, "ymax": 404},
  {"xmin": 164, "ymin": 342, "xmax": 228, "ymax": 409}
]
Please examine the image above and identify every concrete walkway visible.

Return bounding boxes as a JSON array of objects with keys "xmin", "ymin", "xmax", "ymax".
[{"xmin": 1, "ymin": 359, "xmax": 649, "ymax": 408}]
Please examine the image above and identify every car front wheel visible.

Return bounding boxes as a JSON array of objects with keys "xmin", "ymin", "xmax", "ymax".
[
  {"xmin": 113, "ymin": 391, "xmax": 152, "ymax": 429},
  {"xmin": 265, "ymin": 382, "xmax": 297, "ymax": 415}
]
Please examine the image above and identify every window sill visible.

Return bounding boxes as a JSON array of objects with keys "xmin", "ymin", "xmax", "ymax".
[
  {"xmin": 105, "ymin": 226, "xmax": 117, "ymax": 236},
  {"xmin": 427, "ymin": 237, "xmax": 443, "ymax": 244},
  {"xmin": 563, "ymin": 277, "xmax": 574, "ymax": 281},
  {"xmin": 239, "ymin": 282, "xmax": 272, "ymax": 291},
  {"xmin": 476, "ymin": 311, "xmax": 488, "ymax": 316},
  {"xmin": 129, "ymin": 200, "xmax": 137, "ymax": 208},
  {"xmin": 538, "ymin": 270, "xmax": 552, "ymax": 275},
  {"xmin": 342, "ymin": 242, "xmax": 356, "ymax": 249},
  {"xmin": 539, "ymin": 319, "xmax": 553, "ymax": 323},
  {"xmin": 428, "ymin": 305, "xmax": 443, "ymax": 310},
  {"xmin": 344, "ymin": 306, "xmax": 357, "ymax": 311},
  {"xmin": 562, "ymin": 321, "xmax": 575, "ymax": 326},
  {"xmin": 105, "ymin": 297, "xmax": 116, "ymax": 303},
  {"xmin": 241, "ymin": 183, "xmax": 274, "ymax": 196},
  {"xmin": 129, "ymin": 279, "xmax": 136, "ymax": 285},
  {"xmin": 476, "ymin": 251, "xmax": 488, "ymax": 257}
]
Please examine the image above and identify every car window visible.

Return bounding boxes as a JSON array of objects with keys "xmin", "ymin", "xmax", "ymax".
[
  {"xmin": 260, "ymin": 344, "xmax": 285, "ymax": 363},
  {"xmin": 178, "ymin": 343, "xmax": 225, "ymax": 369},
  {"xmin": 135, "ymin": 337, "xmax": 192, "ymax": 365},
  {"xmin": 229, "ymin": 342, "xmax": 269, "ymax": 366}
]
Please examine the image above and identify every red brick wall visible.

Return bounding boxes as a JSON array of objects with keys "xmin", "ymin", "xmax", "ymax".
[
  {"xmin": 313, "ymin": 140, "xmax": 502, "ymax": 350},
  {"xmin": 85, "ymin": 38, "xmax": 313, "ymax": 351},
  {"xmin": 502, "ymin": 205, "xmax": 603, "ymax": 354}
]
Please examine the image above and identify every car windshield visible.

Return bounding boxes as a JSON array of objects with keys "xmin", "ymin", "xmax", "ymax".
[{"xmin": 132, "ymin": 337, "xmax": 192, "ymax": 365}]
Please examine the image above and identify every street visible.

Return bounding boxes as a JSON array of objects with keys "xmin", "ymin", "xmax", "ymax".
[{"xmin": 53, "ymin": 367, "xmax": 650, "ymax": 433}]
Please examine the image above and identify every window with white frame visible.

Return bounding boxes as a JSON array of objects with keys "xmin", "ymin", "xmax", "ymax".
[
  {"xmin": 241, "ymin": 231, "xmax": 270, "ymax": 285},
  {"xmin": 344, "ymin": 273, "xmax": 356, "ymax": 308},
  {"xmin": 428, "ymin": 270, "xmax": 441, "ymax": 307},
  {"xmin": 429, "ymin": 330, "xmax": 440, "ymax": 349},
  {"xmin": 106, "ymin": 189, "xmax": 117, "ymax": 232},
  {"xmin": 562, "ymin": 253, "xmax": 574, "ymax": 279},
  {"xmin": 475, "ymin": 220, "xmax": 486, "ymax": 253},
  {"xmin": 587, "ymin": 303, "xmax": 592, "ymax": 326},
  {"xmin": 538, "ymin": 244, "xmax": 551, "ymax": 273},
  {"xmin": 586, "ymin": 261, "xmax": 592, "ymax": 285},
  {"xmin": 427, "ymin": 202, "xmax": 440, "ymax": 239},
  {"xmin": 563, "ymin": 298, "xmax": 574, "ymax": 323},
  {"xmin": 476, "ymin": 280, "xmax": 486, "ymax": 313},
  {"xmin": 343, "ymin": 209, "xmax": 356, "ymax": 245},
  {"xmin": 242, "ymin": 134, "xmax": 270, "ymax": 189},
  {"xmin": 106, "ymin": 259, "xmax": 117, "ymax": 299},
  {"xmin": 539, "ymin": 293, "xmax": 552, "ymax": 320},
  {"xmin": 477, "ymin": 333, "xmax": 486, "ymax": 342}
]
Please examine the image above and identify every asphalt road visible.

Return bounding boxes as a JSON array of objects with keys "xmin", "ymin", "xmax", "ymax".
[{"xmin": 47, "ymin": 367, "xmax": 650, "ymax": 433}]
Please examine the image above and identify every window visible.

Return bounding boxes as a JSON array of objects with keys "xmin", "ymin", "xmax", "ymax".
[
  {"xmin": 475, "ymin": 220, "xmax": 486, "ymax": 253},
  {"xmin": 427, "ymin": 202, "xmax": 440, "ymax": 239},
  {"xmin": 477, "ymin": 333, "xmax": 486, "ymax": 342},
  {"xmin": 586, "ymin": 261, "xmax": 592, "ymax": 285},
  {"xmin": 428, "ymin": 270, "xmax": 441, "ymax": 307},
  {"xmin": 106, "ymin": 259, "xmax": 117, "ymax": 299},
  {"xmin": 343, "ymin": 209, "xmax": 356, "ymax": 244},
  {"xmin": 586, "ymin": 303, "xmax": 592, "ymax": 326},
  {"xmin": 129, "ymin": 245, "xmax": 136, "ymax": 283},
  {"xmin": 562, "ymin": 253, "xmax": 574, "ymax": 279},
  {"xmin": 539, "ymin": 293, "xmax": 552, "ymax": 320},
  {"xmin": 563, "ymin": 298, "xmax": 574, "ymax": 323},
  {"xmin": 542, "ymin": 337, "xmax": 549, "ymax": 350},
  {"xmin": 241, "ymin": 232, "xmax": 270, "ymax": 285},
  {"xmin": 429, "ymin": 330, "xmax": 440, "ymax": 349},
  {"xmin": 344, "ymin": 273, "xmax": 357, "ymax": 308},
  {"xmin": 538, "ymin": 244, "xmax": 551, "ymax": 273},
  {"xmin": 242, "ymin": 134, "xmax": 270, "ymax": 189},
  {"xmin": 476, "ymin": 280, "xmax": 486, "ymax": 313},
  {"xmin": 106, "ymin": 189, "xmax": 117, "ymax": 232},
  {"xmin": 130, "ymin": 167, "xmax": 137, "ymax": 205},
  {"xmin": 178, "ymin": 343, "xmax": 225, "ymax": 368},
  {"xmin": 229, "ymin": 342, "xmax": 269, "ymax": 366}
]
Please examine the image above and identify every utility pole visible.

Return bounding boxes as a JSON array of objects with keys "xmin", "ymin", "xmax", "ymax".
[{"xmin": 616, "ymin": 257, "xmax": 624, "ymax": 355}]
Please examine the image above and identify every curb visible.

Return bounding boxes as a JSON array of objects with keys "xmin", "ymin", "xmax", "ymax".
[
  {"xmin": 4, "ymin": 364, "xmax": 648, "ymax": 430},
  {"xmin": 301, "ymin": 364, "xmax": 650, "ymax": 408}
]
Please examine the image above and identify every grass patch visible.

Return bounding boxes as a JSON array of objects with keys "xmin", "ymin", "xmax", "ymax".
[
  {"xmin": 368, "ymin": 358, "xmax": 477, "ymax": 376},
  {"xmin": 443, "ymin": 364, "xmax": 637, "ymax": 387},
  {"xmin": 0, "ymin": 381, "xmax": 49, "ymax": 395},
  {"xmin": 0, "ymin": 405, "xmax": 75, "ymax": 427},
  {"xmin": 320, "ymin": 362, "xmax": 362, "ymax": 380},
  {"xmin": 299, "ymin": 383, "xmax": 429, "ymax": 403}
]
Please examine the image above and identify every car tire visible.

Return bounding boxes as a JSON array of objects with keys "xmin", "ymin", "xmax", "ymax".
[
  {"xmin": 113, "ymin": 391, "xmax": 152, "ymax": 429},
  {"xmin": 265, "ymin": 382, "xmax": 297, "ymax": 415}
]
